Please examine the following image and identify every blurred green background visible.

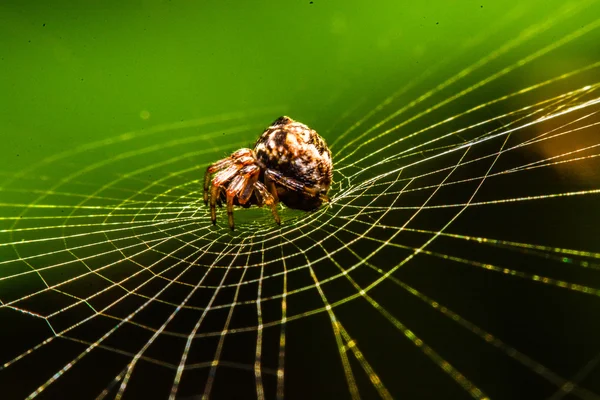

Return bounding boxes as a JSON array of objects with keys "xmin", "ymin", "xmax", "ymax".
[{"xmin": 1, "ymin": 0, "xmax": 575, "ymax": 172}]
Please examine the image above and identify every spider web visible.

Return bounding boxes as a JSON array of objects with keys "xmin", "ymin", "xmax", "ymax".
[{"xmin": 2, "ymin": 5, "xmax": 600, "ymax": 400}]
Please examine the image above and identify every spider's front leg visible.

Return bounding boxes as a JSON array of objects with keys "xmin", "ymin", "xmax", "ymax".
[
  {"xmin": 253, "ymin": 181, "xmax": 281, "ymax": 225},
  {"xmin": 264, "ymin": 169, "xmax": 329, "ymax": 202},
  {"xmin": 264, "ymin": 171, "xmax": 280, "ymax": 204},
  {"xmin": 204, "ymin": 158, "xmax": 232, "ymax": 206},
  {"xmin": 204, "ymin": 148, "xmax": 253, "ymax": 205},
  {"xmin": 209, "ymin": 163, "xmax": 244, "ymax": 225},
  {"xmin": 224, "ymin": 165, "xmax": 260, "ymax": 230}
]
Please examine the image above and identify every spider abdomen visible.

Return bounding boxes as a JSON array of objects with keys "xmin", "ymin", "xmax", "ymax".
[{"xmin": 254, "ymin": 116, "xmax": 333, "ymax": 210}]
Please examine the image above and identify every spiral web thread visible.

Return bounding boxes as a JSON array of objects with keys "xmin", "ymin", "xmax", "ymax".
[{"xmin": 2, "ymin": 4, "xmax": 600, "ymax": 400}]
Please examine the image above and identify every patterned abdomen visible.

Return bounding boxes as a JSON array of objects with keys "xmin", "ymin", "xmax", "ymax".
[{"xmin": 253, "ymin": 116, "xmax": 333, "ymax": 210}]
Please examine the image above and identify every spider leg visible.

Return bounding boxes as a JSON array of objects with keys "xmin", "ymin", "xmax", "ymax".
[
  {"xmin": 254, "ymin": 181, "xmax": 281, "ymax": 225},
  {"xmin": 264, "ymin": 169, "xmax": 329, "ymax": 202},
  {"xmin": 209, "ymin": 183, "xmax": 219, "ymax": 224},
  {"xmin": 216, "ymin": 186, "xmax": 223, "ymax": 208},
  {"xmin": 238, "ymin": 165, "xmax": 260, "ymax": 205},
  {"xmin": 209, "ymin": 164, "xmax": 243, "ymax": 224},
  {"xmin": 264, "ymin": 171, "xmax": 280, "ymax": 203},
  {"xmin": 204, "ymin": 158, "xmax": 232, "ymax": 205},
  {"xmin": 225, "ymin": 174, "xmax": 250, "ymax": 230},
  {"xmin": 204, "ymin": 148, "xmax": 254, "ymax": 205}
]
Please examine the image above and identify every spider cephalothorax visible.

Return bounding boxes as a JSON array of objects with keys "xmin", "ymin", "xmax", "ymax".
[{"xmin": 203, "ymin": 116, "xmax": 333, "ymax": 230}]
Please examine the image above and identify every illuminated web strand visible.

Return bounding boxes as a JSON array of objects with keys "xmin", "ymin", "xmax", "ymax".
[
  {"xmin": 276, "ymin": 240, "xmax": 288, "ymax": 400},
  {"xmin": 289, "ymin": 239, "xmax": 360, "ymax": 400},
  {"xmin": 346, "ymin": 96, "xmax": 600, "ymax": 199},
  {"xmin": 2, "ymin": 165, "xmax": 211, "ymax": 292},
  {"xmin": 0, "ymin": 210, "xmax": 199, "ymax": 222},
  {"xmin": 329, "ymin": 207, "xmax": 600, "ymax": 295},
  {"xmin": 335, "ymin": 11, "xmax": 600, "ymax": 166},
  {"xmin": 333, "ymin": 102, "xmax": 600, "ymax": 204},
  {"xmin": 357, "ymin": 92, "xmax": 600, "ymax": 185},
  {"xmin": 4, "ymin": 225, "xmax": 218, "ymax": 374},
  {"xmin": 0, "ymin": 172, "xmax": 203, "ymax": 199},
  {"xmin": 343, "ymin": 86, "xmax": 599, "ymax": 187},
  {"xmin": 271, "ymin": 163, "xmax": 427, "ymax": 396},
  {"xmin": 340, "ymin": 145, "xmax": 600, "ymax": 208},
  {"xmin": 381, "ymin": 228, "xmax": 600, "ymax": 270},
  {"xmin": 339, "ymin": 121, "xmax": 600, "ymax": 299},
  {"xmin": 333, "ymin": 88, "xmax": 598, "ymax": 201},
  {"xmin": 313, "ymin": 230, "xmax": 490, "ymax": 400},
  {"xmin": 0, "ymin": 222, "xmax": 213, "ymax": 313},
  {"xmin": 0, "ymin": 219, "xmax": 204, "ymax": 299},
  {"xmin": 342, "ymin": 0, "xmax": 534, "ymax": 142},
  {"xmin": 254, "ymin": 241, "xmax": 266, "ymax": 400},
  {"xmin": 322, "ymin": 214, "xmax": 600, "ymax": 399},
  {"xmin": 337, "ymin": 71, "xmax": 595, "ymax": 173},
  {"xmin": 110, "ymin": 178, "xmax": 400, "ymax": 310},
  {"xmin": 0, "ymin": 186, "xmax": 180, "ymax": 206},
  {"xmin": 61, "ymin": 334, "xmax": 282, "ymax": 376},
  {"xmin": 114, "ymin": 235, "xmax": 245, "ymax": 400},
  {"xmin": 26, "ymin": 221, "xmax": 221, "ymax": 399},
  {"xmin": 337, "ymin": 127, "xmax": 505, "ymax": 397},
  {"xmin": 1, "ymin": 109, "xmax": 282, "ymax": 190},
  {"xmin": 200, "ymin": 239, "xmax": 253, "ymax": 400},
  {"xmin": 99, "ymin": 233, "xmax": 233, "ymax": 398},
  {"xmin": 5, "ymin": 222, "xmax": 213, "ymax": 337},
  {"xmin": 0, "ymin": 208, "xmax": 198, "ymax": 226},
  {"xmin": 0, "ymin": 214, "xmax": 202, "ymax": 249},
  {"xmin": 547, "ymin": 351, "xmax": 600, "ymax": 400},
  {"xmin": 342, "ymin": 145, "xmax": 600, "ymax": 207},
  {"xmin": 0, "ymin": 202, "xmax": 200, "ymax": 211},
  {"xmin": 21, "ymin": 104, "xmax": 584, "ymax": 328},
  {"xmin": 299, "ymin": 143, "xmax": 471, "ymax": 285},
  {"xmin": 334, "ymin": 216, "xmax": 600, "ymax": 295},
  {"xmin": 307, "ymin": 237, "xmax": 395, "ymax": 400},
  {"xmin": 342, "ymin": 88, "xmax": 600, "ymax": 191},
  {"xmin": 41, "ymin": 225, "xmax": 216, "ymax": 320},
  {"xmin": 6, "ymin": 131, "xmax": 249, "ymax": 227},
  {"xmin": 504, "ymin": 148, "xmax": 600, "ymax": 177},
  {"xmin": 0, "ymin": 170, "xmax": 212, "ymax": 245},
  {"xmin": 6, "ymin": 126, "xmax": 255, "ymax": 282},
  {"xmin": 167, "ymin": 238, "xmax": 255, "ymax": 397},
  {"xmin": 306, "ymin": 147, "xmax": 492, "ymax": 399},
  {"xmin": 335, "ymin": 94, "xmax": 585, "ymax": 199},
  {"xmin": 1, "ymin": 210, "xmax": 288, "ymax": 276},
  {"xmin": 343, "ymin": 188, "xmax": 600, "ymax": 212},
  {"xmin": 329, "ymin": 1, "xmax": 585, "ymax": 152},
  {"xmin": 124, "ymin": 170, "xmax": 203, "ymax": 223},
  {"xmin": 387, "ymin": 277, "xmax": 600, "ymax": 400}
]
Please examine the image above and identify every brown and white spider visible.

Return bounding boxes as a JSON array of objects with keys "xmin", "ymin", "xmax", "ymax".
[{"xmin": 203, "ymin": 116, "xmax": 333, "ymax": 230}]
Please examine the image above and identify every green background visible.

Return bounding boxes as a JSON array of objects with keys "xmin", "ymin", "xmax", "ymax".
[{"xmin": 1, "ymin": 0, "xmax": 568, "ymax": 171}]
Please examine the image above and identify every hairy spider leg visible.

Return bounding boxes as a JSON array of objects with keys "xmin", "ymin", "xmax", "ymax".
[
  {"xmin": 264, "ymin": 169, "xmax": 330, "ymax": 203},
  {"xmin": 203, "ymin": 148, "xmax": 254, "ymax": 205},
  {"xmin": 264, "ymin": 172, "xmax": 280, "ymax": 204},
  {"xmin": 224, "ymin": 165, "xmax": 260, "ymax": 230},
  {"xmin": 204, "ymin": 158, "xmax": 232, "ymax": 205},
  {"xmin": 209, "ymin": 163, "xmax": 243, "ymax": 225},
  {"xmin": 216, "ymin": 186, "xmax": 224, "ymax": 208},
  {"xmin": 253, "ymin": 180, "xmax": 281, "ymax": 225},
  {"xmin": 238, "ymin": 165, "xmax": 260, "ymax": 204},
  {"xmin": 225, "ymin": 175, "xmax": 245, "ymax": 230}
]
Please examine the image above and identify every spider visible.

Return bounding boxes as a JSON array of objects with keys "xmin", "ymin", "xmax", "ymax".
[{"xmin": 203, "ymin": 116, "xmax": 333, "ymax": 230}]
